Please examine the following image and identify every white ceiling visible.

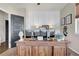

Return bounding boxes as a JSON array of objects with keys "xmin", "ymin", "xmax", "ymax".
[{"xmin": 0, "ymin": 3, "xmax": 68, "ymax": 11}]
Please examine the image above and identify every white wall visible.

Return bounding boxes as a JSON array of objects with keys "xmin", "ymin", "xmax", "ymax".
[
  {"xmin": 60, "ymin": 3, "xmax": 79, "ymax": 53},
  {"xmin": 25, "ymin": 8, "xmax": 60, "ymax": 32},
  {"xmin": 0, "ymin": 6, "xmax": 26, "ymax": 17},
  {"xmin": 0, "ymin": 10, "xmax": 8, "ymax": 43}
]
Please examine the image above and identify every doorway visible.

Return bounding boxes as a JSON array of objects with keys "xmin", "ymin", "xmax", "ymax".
[{"xmin": 5, "ymin": 20, "xmax": 9, "ymax": 48}]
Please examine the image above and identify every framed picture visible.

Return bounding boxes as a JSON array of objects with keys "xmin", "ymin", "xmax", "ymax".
[
  {"xmin": 65, "ymin": 14, "xmax": 72, "ymax": 25},
  {"xmin": 61, "ymin": 17, "xmax": 65, "ymax": 25},
  {"xmin": 42, "ymin": 25, "xmax": 49, "ymax": 29}
]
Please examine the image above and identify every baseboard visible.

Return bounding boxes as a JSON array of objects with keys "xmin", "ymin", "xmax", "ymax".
[{"xmin": 67, "ymin": 47, "xmax": 79, "ymax": 56}]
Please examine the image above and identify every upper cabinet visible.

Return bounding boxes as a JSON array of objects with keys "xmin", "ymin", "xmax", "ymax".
[
  {"xmin": 76, "ymin": 3, "xmax": 79, "ymax": 18},
  {"xmin": 75, "ymin": 3, "xmax": 79, "ymax": 34}
]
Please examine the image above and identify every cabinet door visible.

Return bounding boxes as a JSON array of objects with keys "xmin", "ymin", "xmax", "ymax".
[
  {"xmin": 17, "ymin": 46, "xmax": 26, "ymax": 56},
  {"xmin": 54, "ymin": 46, "xmax": 66, "ymax": 56},
  {"xmin": 38, "ymin": 46, "xmax": 52, "ymax": 56},
  {"xmin": 76, "ymin": 4, "xmax": 79, "ymax": 18}
]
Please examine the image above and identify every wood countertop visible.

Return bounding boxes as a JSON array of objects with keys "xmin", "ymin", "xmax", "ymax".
[{"xmin": 16, "ymin": 39, "xmax": 69, "ymax": 46}]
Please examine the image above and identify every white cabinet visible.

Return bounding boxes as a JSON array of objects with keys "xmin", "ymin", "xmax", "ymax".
[{"xmin": 75, "ymin": 18, "xmax": 79, "ymax": 34}]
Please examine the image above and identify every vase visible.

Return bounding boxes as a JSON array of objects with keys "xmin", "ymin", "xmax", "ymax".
[{"xmin": 19, "ymin": 31, "xmax": 23, "ymax": 41}]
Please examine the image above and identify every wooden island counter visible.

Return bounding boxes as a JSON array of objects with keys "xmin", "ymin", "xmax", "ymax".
[{"xmin": 16, "ymin": 39, "xmax": 68, "ymax": 56}]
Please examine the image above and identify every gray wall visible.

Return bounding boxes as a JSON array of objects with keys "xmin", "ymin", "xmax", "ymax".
[{"xmin": 60, "ymin": 3, "xmax": 79, "ymax": 53}]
